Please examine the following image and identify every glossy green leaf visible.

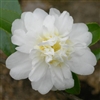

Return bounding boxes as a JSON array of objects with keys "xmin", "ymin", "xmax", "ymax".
[
  {"xmin": 66, "ymin": 73, "xmax": 80, "ymax": 94},
  {"xmin": 0, "ymin": 0, "xmax": 21, "ymax": 33},
  {"xmin": 92, "ymin": 48, "xmax": 100, "ymax": 61},
  {"xmin": 0, "ymin": 0, "xmax": 21, "ymax": 14},
  {"xmin": 87, "ymin": 23, "xmax": 100, "ymax": 46},
  {"xmin": 0, "ymin": 0, "xmax": 21, "ymax": 56},
  {"xmin": 0, "ymin": 28, "xmax": 16, "ymax": 56}
]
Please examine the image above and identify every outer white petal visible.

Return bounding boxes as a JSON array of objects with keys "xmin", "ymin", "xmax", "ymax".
[
  {"xmin": 29, "ymin": 59, "xmax": 48, "ymax": 82},
  {"xmin": 11, "ymin": 19, "xmax": 26, "ymax": 34},
  {"xmin": 52, "ymin": 76, "xmax": 74, "ymax": 90},
  {"xmin": 68, "ymin": 48, "xmax": 96, "ymax": 75},
  {"xmin": 21, "ymin": 12, "xmax": 27, "ymax": 20},
  {"xmin": 6, "ymin": 51, "xmax": 32, "ymax": 80},
  {"xmin": 31, "ymin": 68, "xmax": 53, "ymax": 94},
  {"xmin": 50, "ymin": 64, "xmax": 74, "ymax": 90},
  {"xmin": 33, "ymin": 8, "xmax": 48, "ymax": 20},
  {"xmin": 64, "ymin": 78, "xmax": 74, "ymax": 89},
  {"xmin": 43, "ymin": 15, "xmax": 55, "ymax": 33},
  {"xmin": 51, "ymin": 65, "xmax": 64, "ymax": 82},
  {"xmin": 24, "ymin": 12, "xmax": 34, "ymax": 31},
  {"xmin": 10, "ymin": 59, "xmax": 32, "ymax": 80},
  {"xmin": 6, "ymin": 51, "xmax": 30, "ymax": 69},
  {"xmin": 53, "ymin": 77, "xmax": 65, "ymax": 90},
  {"xmin": 31, "ymin": 80, "xmax": 40, "ymax": 91},
  {"xmin": 11, "ymin": 29, "xmax": 26, "ymax": 45},
  {"xmin": 55, "ymin": 11, "xmax": 73, "ymax": 35},
  {"xmin": 50, "ymin": 65, "xmax": 65, "ymax": 90},
  {"xmin": 49, "ymin": 8, "xmax": 60, "ymax": 18},
  {"xmin": 16, "ymin": 44, "xmax": 34, "ymax": 53},
  {"xmin": 78, "ymin": 48, "xmax": 96, "ymax": 66},
  {"xmin": 12, "ymin": 31, "xmax": 37, "ymax": 53},
  {"xmin": 24, "ymin": 12, "xmax": 43, "ymax": 33},
  {"xmin": 38, "ymin": 69, "xmax": 53, "ymax": 94},
  {"xmin": 61, "ymin": 64, "xmax": 72, "ymax": 79},
  {"xmin": 70, "ymin": 23, "xmax": 92, "ymax": 46},
  {"xmin": 73, "ymin": 42, "xmax": 86, "ymax": 52},
  {"xmin": 52, "ymin": 78, "xmax": 74, "ymax": 90}
]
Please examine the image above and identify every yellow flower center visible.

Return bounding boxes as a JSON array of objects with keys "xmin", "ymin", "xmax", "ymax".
[{"xmin": 52, "ymin": 41, "xmax": 61, "ymax": 52}]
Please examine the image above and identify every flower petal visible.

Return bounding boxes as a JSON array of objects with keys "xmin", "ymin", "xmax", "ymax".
[
  {"xmin": 49, "ymin": 8, "xmax": 60, "ymax": 18},
  {"xmin": 38, "ymin": 69, "xmax": 53, "ymax": 94},
  {"xmin": 21, "ymin": 12, "xmax": 27, "ymax": 20},
  {"xmin": 51, "ymin": 65, "xmax": 64, "ymax": 82},
  {"xmin": 50, "ymin": 64, "xmax": 74, "ymax": 90},
  {"xmin": 11, "ymin": 19, "xmax": 26, "ymax": 34},
  {"xmin": 68, "ymin": 48, "xmax": 96, "ymax": 75},
  {"xmin": 78, "ymin": 48, "xmax": 96, "ymax": 66},
  {"xmin": 23, "ymin": 31, "xmax": 38, "ymax": 46},
  {"xmin": 64, "ymin": 78, "xmax": 74, "ymax": 89},
  {"xmin": 55, "ymin": 11, "xmax": 73, "ymax": 35},
  {"xmin": 6, "ymin": 51, "xmax": 30, "ymax": 69},
  {"xmin": 11, "ymin": 29, "xmax": 26, "ymax": 45},
  {"xmin": 33, "ymin": 8, "xmax": 48, "ymax": 20},
  {"xmin": 24, "ymin": 12, "xmax": 35, "ymax": 31},
  {"xmin": 29, "ymin": 59, "xmax": 48, "ymax": 82},
  {"xmin": 24, "ymin": 12, "xmax": 43, "ymax": 33},
  {"xmin": 31, "ymin": 68, "xmax": 53, "ymax": 94},
  {"xmin": 53, "ymin": 77, "xmax": 65, "ymax": 90},
  {"xmin": 10, "ymin": 59, "xmax": 32, "ymax": 80},
  {"xmin": 43, "ymin": 15, "xmax": 55, "ymax": 33},
  {"xmin": 50, "ymin": 65, "xmax": 65, "ymax": 90},
  {"xmin": 61, "ymin": 63, "xmax": 72, "ymax": 79},
  {"xmin": 6, "ymin": 52, "xmax": 32, "ymax": 80},
  {"xmin": 70, "ymin": 23, "xmax": 92, "ymax": 46},
  {"xmin": 16, "ymin": 44, "xmax": 34, "ymax": 53}
]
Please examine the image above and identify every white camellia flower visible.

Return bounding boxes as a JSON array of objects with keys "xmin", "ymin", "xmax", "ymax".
[{"xmin": 6, "ymin": 8, "xmax": 97, "ymax": 94}]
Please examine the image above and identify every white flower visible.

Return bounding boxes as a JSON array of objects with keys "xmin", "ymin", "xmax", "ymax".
[{"xmin": 6, "ymin": 8, "xmax": 97, "ymax": 94}]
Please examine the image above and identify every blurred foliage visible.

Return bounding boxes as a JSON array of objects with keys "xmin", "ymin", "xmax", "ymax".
[
  {"xmin": 0, "ymin": 0, "xmax": 21, "ymax": 56},
  {"xmin": 0, "ymin": 29, "xmax": 16, "ymax": 56},
  {"xmin": 92, "ymin": 48, "xmax": 100, "ymax": 61},
  {"xmin": 87, "ymin": 23, "xmax": 100, "ymax": 46}
]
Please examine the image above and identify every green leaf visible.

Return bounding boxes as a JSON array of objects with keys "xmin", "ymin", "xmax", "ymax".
[
  {"xmin": 0, "ymin": 0, "xmax": 21, "ymax": 56},
  {"xmin": 0, "ymin": 0, "xmax": 21, "ymax": 33},
  {"xmin": 0, "ymin": 28, "xmax": 16, "ymax": 56},
  {"xmin": 92, "ymin": 48, "xmax": 100, "ymax": 61},
  {"xmin": 87, "ymin": 23, "xmax": 100, "ymax": 46},
  {"xmin": 66, "ymin": 73, "xmax": 80, "ymax": 94},
  {"xmin": 0, "ymin": 0, "xmax": 21, "ymax": 14}
]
